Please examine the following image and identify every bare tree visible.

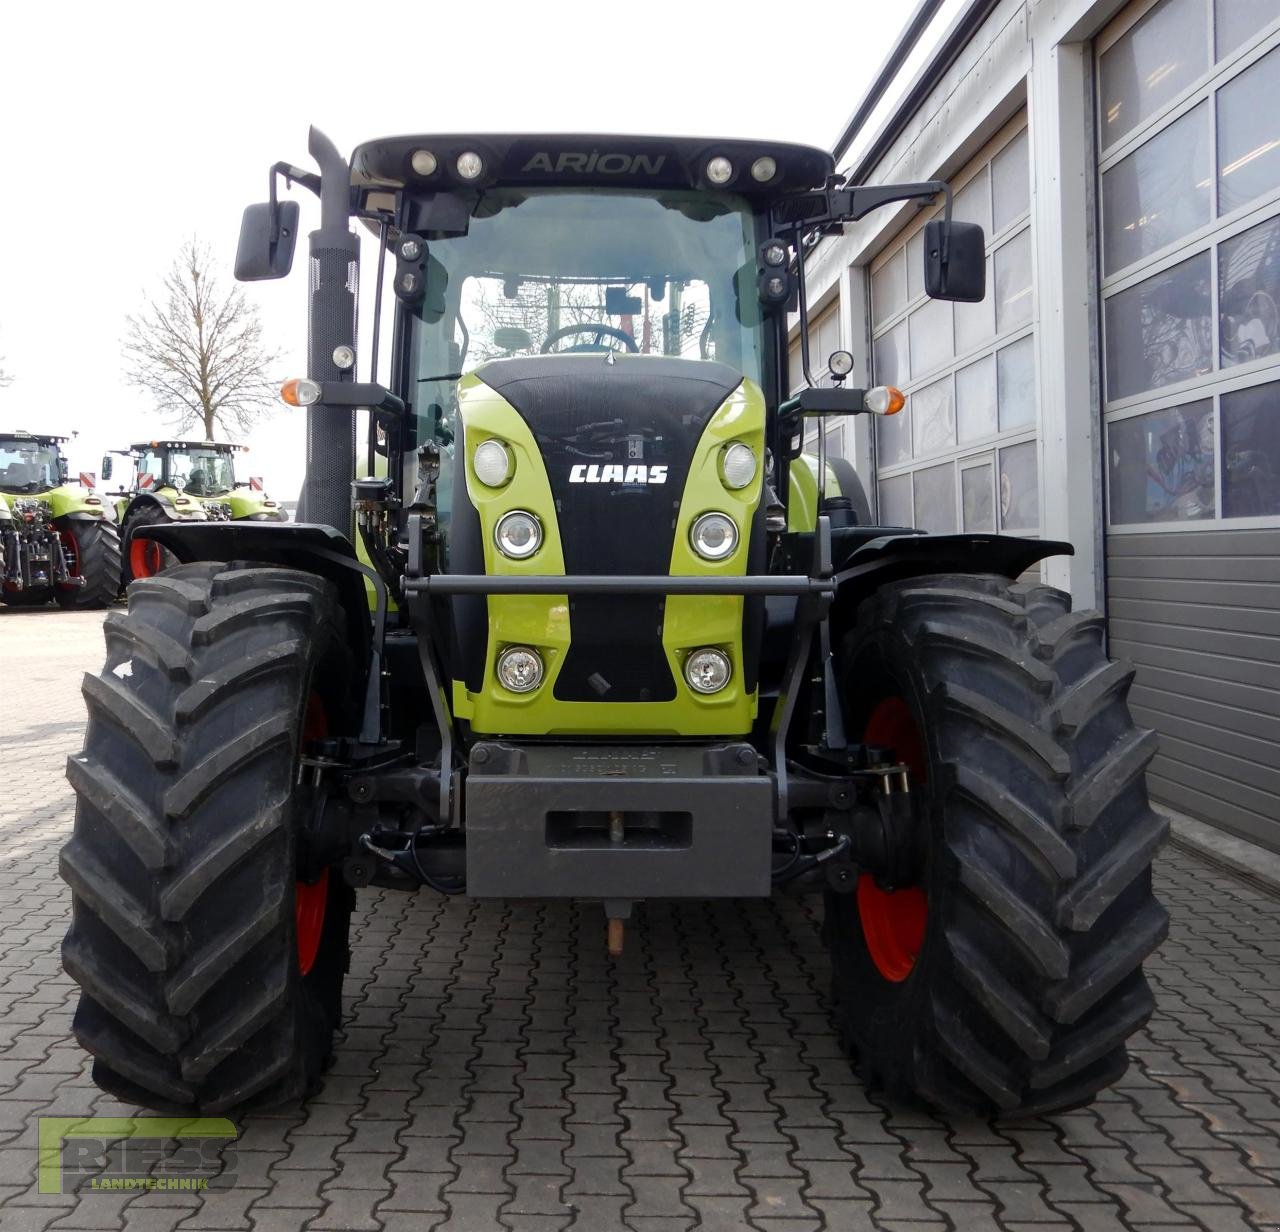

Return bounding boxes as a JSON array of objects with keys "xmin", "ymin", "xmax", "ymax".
[{"xmin": 124, "ymin": 238, "xmax": 279, "ymax": 440}]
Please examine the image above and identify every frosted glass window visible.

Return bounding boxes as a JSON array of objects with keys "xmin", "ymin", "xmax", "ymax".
[
  {"xmin": 994, "ymin": 230, "xmax": 1033, "ymax": 333},
  {"xmin": 1108, "ymin": 400, "xmax": 1215, "ymax": 522},
  {"xmin": 1100, "ymin": 0, "xmax": 1207, "ymax": 148},
  {"xmin": 1216, "ymin": 0, "xmax": 1278, "ymax": 60},
  {"xmin": 909, "ymin": 296, "xmax": 954, "ymax": 379},
  {"xmin": 911, "ymin": 376, "xmax": 956, "ymax": 457},
  {"xmin": 962, "ymin": 461, "xmax": 996, "ymax": 531},
  {"xmin": 1104, "ymin": 252, "xmax": 1212, "ymax": 400},
  {"xmin": 907, "ymin": 230, "xmax": 924, "ymax": 301},
  {"xmin": 999, "ymin": 441, "xmax": 1040, "ymax": 530},
  {"xmin": 1219, "ymin": 215, "xmax": 1280, "ymax": 368},
  {"xmin": 1222, "ymin": 380, "xmax": 1280, "ymax": 516},
  {"xmin": 954, "ymin": 166, "xmax": 992, "ymax": 234},
  {"xmin": 1216, "ymin": 47, "xmax": 1280, "ymax": 216},
  {"xmin": 876, "ymin": 401, "xmax": 912, "ymax": 466},
  {"xmin": 913, "ymin": 463, "xmax": 957, "ymax": 533},
  {"xmin": 873, "ymin": 320, "xmax": 909, "ymax": 387},
  {"xmin": 955, "ymin": 257, "xmax": 995, "ymax": 353},
  {"xmin": 1102, "ymin": 103, "xmax": 1210, "ymax": 274},
  {"xmin": 956, "ymin": 355, "xmax": 998, "ymax": 442},
  {"xmin": 872, "ymin": 250, "xmax": 907, "ymax": 326},
  {"xmin": 997, "ymin": 335, "xmax": 1037, "ymax": 431},
  {"xmin": 992, "ymin": 131, "xmax": 1031, "ymax": 233},
  {"xmin": 878, "ymin": 474, "xmax": 913, "ymax": 526}
]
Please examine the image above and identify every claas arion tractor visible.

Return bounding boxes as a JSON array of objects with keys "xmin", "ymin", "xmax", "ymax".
[{"xmin": 61, "ymin": 129, "xmax": 1166, "ymax": 1116}]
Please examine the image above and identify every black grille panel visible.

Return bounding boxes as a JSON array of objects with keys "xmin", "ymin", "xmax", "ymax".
[{"xmin": 476, "ymin": 356, "xmax": 742, "ymax": 702}]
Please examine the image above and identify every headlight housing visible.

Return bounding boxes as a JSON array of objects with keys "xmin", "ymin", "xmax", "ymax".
[
  {"xmin": 474, "ymin": 439, "xmax": 512, "ymax": 487},
  {"xmin": 496, "ymin": 645, "xmax": 544, "ymax": 693},
  {"xmin": 690, "ymin": 512, "xmax": 738, "ymax": 561},
  {"xmin": 684, "ymin": 648, "xmax": 731, "ymax": 694},
  {"xmin": 720, "ymin": 442, "xmax": 757, "ymax": 490},
  {"xmin": 495, "ymin": 510, "xmax": 542, "ymax": 559}
]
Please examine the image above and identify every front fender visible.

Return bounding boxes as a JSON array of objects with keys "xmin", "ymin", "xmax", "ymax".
[
  {"xmin": 826, "ymin": 530, "xmax": 1072, "ymax": 625},
  {"xmin": 136, "ymin": 520, "xmax": 372, "ymax": 659}
]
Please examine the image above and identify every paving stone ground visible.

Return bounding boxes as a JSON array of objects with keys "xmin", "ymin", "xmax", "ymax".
[{"xmin": 2, "ymin": 603, "xmax": 1280, "ymax": 1231}]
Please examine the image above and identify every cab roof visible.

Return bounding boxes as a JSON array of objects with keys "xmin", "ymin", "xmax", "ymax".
[
  {"xmin": 128, "ymin": 440, "xmax": 245, "ymax": 452},
  {"xmin": 351, "ymin": 134, "xmax": 834, "ymax": 199},
  {"xmin": 2, "ymin": 430, "xmax": 66, "ymax": 445}
]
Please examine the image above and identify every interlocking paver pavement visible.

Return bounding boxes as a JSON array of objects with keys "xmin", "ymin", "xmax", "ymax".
[{"xmin": 2, "ymin": 604, "xmax": 1280, "ymax": 1230}]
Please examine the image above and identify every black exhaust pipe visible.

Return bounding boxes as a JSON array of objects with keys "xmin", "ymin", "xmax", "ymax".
[{"xmin": 301, "ymin": 126, "xmax": 359, "ymax": 536}]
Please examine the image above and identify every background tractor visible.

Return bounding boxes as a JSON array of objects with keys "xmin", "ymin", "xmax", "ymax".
[
  {"xmin": 0, "ymin": 431, "xmax": 119, "ymax": 609},
  {"xmin": 61, "ymin": 129, "xmax": 1167, "ymax": 1119},
  {"xmin": 105, "ymin": 439, "xmax": 286, "ymax": 584}
]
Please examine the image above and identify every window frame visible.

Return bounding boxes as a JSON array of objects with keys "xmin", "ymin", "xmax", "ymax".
[
  {"xmin": 867, "ymin": 116, "xmax": 1038, "ymax": 538},
  {"xmin": 1098, "ymin": 1, "xmax": 1280, "ymax": 532}
]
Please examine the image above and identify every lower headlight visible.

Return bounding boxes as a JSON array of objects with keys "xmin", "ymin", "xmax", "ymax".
[
  {"xmin": 684, "ymin": 648, "xmax": 731, "ymax": 694},
  {"xmin": 497, "ymin": 645, "xmax": 544, "ymax": 693},
  {"xmin": 495, "ymin": 510, "xmax": 542, "ymax": 559},
  {"xmin": 690, "ymin": 512, "xmax": 738, "ymax": 560}
]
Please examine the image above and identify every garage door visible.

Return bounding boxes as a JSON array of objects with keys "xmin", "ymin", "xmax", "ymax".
[{"xmin": 1097, "ymin": 0, "xmax": 1280, "ymax": 851}]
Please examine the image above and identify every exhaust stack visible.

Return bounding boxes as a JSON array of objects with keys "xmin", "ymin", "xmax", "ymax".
[{"xmin": 301, "ymin": 126, "xmax": 358, "ymax": 536}]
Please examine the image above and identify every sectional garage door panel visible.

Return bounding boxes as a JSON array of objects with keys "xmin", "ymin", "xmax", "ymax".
[
  {"xmin": 1106, "ymin": 527, "xmax": 1280, "ymax": 852},
  {"xmin": 1097, "ymin": 1, "xmax": 1280, "ymax": 855}
]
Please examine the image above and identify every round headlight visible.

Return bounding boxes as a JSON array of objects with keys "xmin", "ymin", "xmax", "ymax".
[
  {"xmin": 751, "ymin": 156, "xmax": 778, "ymax": 182},
  {"xmin": 828, "ymin": 349, "xmax": 854, "ymax": 379},
  {"xmin": 690, "ymin": 512, "xmax": 738, "ymax": 561},
  {"xmin": 495, "ymin": 510, "xmax": 542, "ymax": 559},
  {"xmin": 456, "ymin": 151, "xmax": 484, "ymax": 180},
  {"xmin": 685, "ymin": 648, "xmax": 731, "ymax": 695},
  {"xmin": 473, "ymin": 439, "xmax": 512, "ymax": 487},
  {"xmin": 762, "ymin": 241, "xmax": 787, "ymax": 267},
  {"xmin": 332, "ymin": 344, "xmax": 355, "ymax": 371},
  {"xmin": 410, "ymin": 149, "xmax": 438, "ymax": 176},
  {"xmin": 706, "ymin": 156, "xmax": 733, "ymax": 185},
  {"xmin": 720, "ymin": 443, "xmax": 757, "ymax": 490},
  {"xmin": 497, "ymin": 646, "xmax": 544, "ymax": 693}
]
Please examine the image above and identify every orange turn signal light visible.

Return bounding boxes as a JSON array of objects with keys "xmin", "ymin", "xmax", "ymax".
[
  {"xmin": 865, "ymin": 385, "xmax": 905, "ymax": 416},
  {"xmin": 280, "ymin": 378, "xmax": 321, "ymax": 407}
]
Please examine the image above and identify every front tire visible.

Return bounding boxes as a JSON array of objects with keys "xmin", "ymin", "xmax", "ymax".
[
  {"xmin": 61, "ymin": 562, "xmax": 355, "ymax": 1111},
  {"xmin": 826, "ymin": 575, "xmax": 1168, "ymax": 1117},
  {"xmin": 55, "ymin": 518, "xmax": 122, "ymax": 610},
  {"xmin": 121, "ymin": 505, "xmax": 180, "ymax": 587}
]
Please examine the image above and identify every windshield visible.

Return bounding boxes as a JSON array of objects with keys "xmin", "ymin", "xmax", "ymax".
[
  {"xmin": 0, "ymin": 438, "xmax": 60, "ymax": 493},
  {"xmin": 144, "ymin": 447, "xmax": 237, "ymax": 495},
  {"xmin": 408, "ymin": 187, "xmax": 764, "ymax": 497}
]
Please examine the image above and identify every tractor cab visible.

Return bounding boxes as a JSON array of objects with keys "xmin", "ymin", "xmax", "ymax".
[{"xmin": 0, "ymin": 431, "xmax": 69, "ymax": 495}]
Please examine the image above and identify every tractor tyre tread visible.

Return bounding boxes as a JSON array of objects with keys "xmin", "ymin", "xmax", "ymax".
[
  {"xmin": 827, "ymin": 573, "xmax": 1168, "ymax": 1117},
  {"xmin": 55, "ymin": 518, "xmax": 122, "ymax": 610},
  {"xmin": 61, "ymin": 561, "xmax": 352, "ymax": 1112}
]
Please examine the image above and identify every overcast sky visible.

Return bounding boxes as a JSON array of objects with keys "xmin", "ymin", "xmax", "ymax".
[{"xmin": 1, "ymin": 0, "xmax": 955, "ymax": 501}]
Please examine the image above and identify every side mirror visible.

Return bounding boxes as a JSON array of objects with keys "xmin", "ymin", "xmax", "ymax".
[
  {"xmin": 923, "ymin": 219, "xmax": 986, "ymax": 302},
  {"xmin": 234, "ymin": 200, "xmax": 300, "ymax": 281},
  {"xmin": 100, "ymin": 456, "xmax": 113, "ymax": 481}
]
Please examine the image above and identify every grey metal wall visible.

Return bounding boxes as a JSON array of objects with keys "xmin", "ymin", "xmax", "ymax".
[{"xmin": 1106, "ymin": 528, "xmax": 1280, "ymax": 853}]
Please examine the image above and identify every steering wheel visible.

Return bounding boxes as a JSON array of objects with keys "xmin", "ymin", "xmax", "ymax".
[{"xmin": 541, "ymin": 323, "xmax": 639, "ymax": 354}]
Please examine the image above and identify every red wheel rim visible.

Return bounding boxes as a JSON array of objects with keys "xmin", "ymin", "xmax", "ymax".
[
  {"xmin": 59, "ymin": 530, "xmax": 81, "ymax": 578},
  {"xmin": 858, "ymin": 695, "xmax": 928, "ymax": 982},
  {"xmin": 295, "ymin": 868, "xmax": 329, "ymax": 976},
  {"xmin": 129, "ymin": 537, "xmax": 164, "ymax": 579},
  {"xmin": 296, "ymin": 692, "xmax": 330, "ymax": 976}
]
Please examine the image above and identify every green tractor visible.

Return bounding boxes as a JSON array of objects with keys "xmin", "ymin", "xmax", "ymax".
[
  {"xmin": 60, "ymin": 129, "xmax": 1167, "ymax": 1118},
  {"xmin": 0, "ymin": 430, "xmax": 120, "ymax": 609},
  {"xmin": 105, "ymin": 439, "xmax": 287, "ymax": 584}
]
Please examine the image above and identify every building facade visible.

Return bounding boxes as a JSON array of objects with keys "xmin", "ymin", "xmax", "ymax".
[{"xmin": 797, "ymin": 0, "xmax": 1280, "ymax": 852}]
